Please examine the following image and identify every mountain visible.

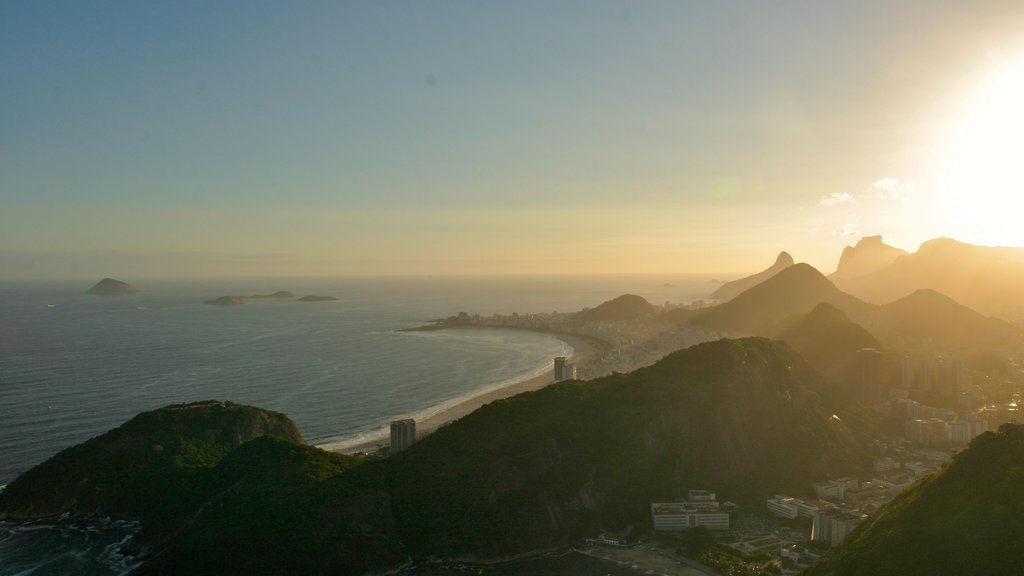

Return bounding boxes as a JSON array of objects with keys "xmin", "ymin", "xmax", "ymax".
[
  {"xmin": 873, "ymin": 289, "xmax": 1016, "ymax": 353},
  {"xmin": 772, "ymin": 302, "xmax": 885, "ymax": 404},
  {"xmin": 833, "ymin": 237, "xmax": 1024, "ymax": 317},
  {"xmin": 682, "ymin": 263, "xmax": 1015, "ymax": 355},
  {"xmin": 805, "ymin": 425, "xmax": 1024, "ymax": 576},
  {"xmin": 576, "ymin": 294, "xmax": 656, "ymax": 321},
  {"xmin": 86, "ymin": 277, "xmax": 137, "ymax": 295},
  {"xmin": 1, "ymin": 339, "xmax": 872, "ymax": 575},
  {"xmin": 712, "ymin": 251, "xmax": 794, "ymax": 301},
  {"xmin": 830, "ymin": 236, "xmax": 908, "ymax": 279},
  {"xmin": 691, "ymin": 264, "xmax": 872, "ymax": 336},
  {"xmin": 0, "ymin": 401, "xmax": 303, "ymax": 540}
]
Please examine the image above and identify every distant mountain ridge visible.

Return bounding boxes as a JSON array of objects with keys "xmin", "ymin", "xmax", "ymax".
[
  {"xmin": 830, "ymin": 235, "xmax": 908, "ymax": 279},
  {"xmin": 833, "ymin": 237, "xmax": 1024, "ymax": 317},
  {"xmin": 679, "ymin": 263, "xmax": 1015, "ymax": 355},
  {"xmin": 712, "ymin": 251, "xmax": 794, "ymax": 301}
]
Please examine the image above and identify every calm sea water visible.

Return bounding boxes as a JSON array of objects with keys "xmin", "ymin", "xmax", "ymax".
[{"xmin": 0, "ymin": 275, "xmax": 713, "ymax": 575}]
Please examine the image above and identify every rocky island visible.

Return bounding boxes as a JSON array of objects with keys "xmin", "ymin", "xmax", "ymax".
[
  {"xmin": 86, "ymin": 277, "xmax": 138, "ymax": 296},
  {"xmin": 204, "ymin": 296, "xmax": 247, "ymax": 306},
  {"xmin": 247, "ymin": 291, "xmax": 295, "ymax": 299},
  {"xmin": 296, "ymin": 295, "xmax": 337, "ymax": 302}
]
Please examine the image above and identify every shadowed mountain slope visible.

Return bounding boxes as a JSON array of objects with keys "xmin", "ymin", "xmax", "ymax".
[
  {"xmin": 3, "ymin": 339, "xmax": 873, "ymax": 575},
  {"xmin": 805, "ymin": 425, "xmax": 1024, "ymax": 576},
  {"xmin": 692, "ymin": 264, "xmax": 873, "ymax": 336},
  {"xmin": 712, "ymin": 251, "xmax": 794, "ymax": 301},
  {"xmin": 772, "ymin": 303, "xmax": 884, "ymax": 405},
  {"xmin": 874, "ymin": 289, "xmax": 1017, "ymax": 353},
  {"xmin": 384, "ymin": 338, "xmax": 867, "ymax": 560}
]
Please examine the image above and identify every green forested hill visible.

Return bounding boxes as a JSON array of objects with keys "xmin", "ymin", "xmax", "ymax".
[
  {"xmin": 2, "ymin": 339, "xmax": 874, "ymax": 575},
  {"xmin": 805, "ymin": 425, "xmax": 1024, "ymax": 576}
]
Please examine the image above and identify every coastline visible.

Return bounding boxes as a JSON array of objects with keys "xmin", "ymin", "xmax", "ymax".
[{"xmin": 319, "ymin": 330, "xmax": 606, "ymax": 455}]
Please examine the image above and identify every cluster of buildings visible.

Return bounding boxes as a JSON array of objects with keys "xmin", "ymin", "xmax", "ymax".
[
  {"xmin": 766, "ymin": 493, "xmax": 865, "ymax": 548},
  {"xmin": 899, "ymin": 355, "xmax": 966, "ymax": 398},
  {"xmin": 766, "ymin": 460, "xmax": 944, "ymax": 549},
  {"xmin": 888, "ymin": 397, "xmax": 990, "ymax": 445},
  {"xmin": 651, "ymin": 490, "xmax": 731, "ymax": 531}
]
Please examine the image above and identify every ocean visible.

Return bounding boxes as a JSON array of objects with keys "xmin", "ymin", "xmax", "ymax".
[{"xmin": 0, "ymin": 275, "xmax": 714, "ymax": 575}]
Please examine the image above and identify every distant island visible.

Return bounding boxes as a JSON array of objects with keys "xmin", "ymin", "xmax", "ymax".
[
  {"xmin": 86, "ymin": 277, "xmax": 137, "ymax": 296},
  {"xmin": 205, "ymin": 296, "xmax": 247, "ymax": 306},
  {"xmin": 247, "ymin": 291, "xmax": 295, "ymax": 299},
  {"xmin": 203, "ymin": 292, "xmax": 336, "ymax": 305}
]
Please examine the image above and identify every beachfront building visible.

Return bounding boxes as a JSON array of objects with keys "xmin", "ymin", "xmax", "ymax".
[
  {"xmin": 553, "ymin": 356, "xmax": 576, "ymax": 381},
  {"xmin": 390, "ymin": 418, "xmax": 416, "ymax": 452},
  {"xmin": 651, "ymin": 490, "xmax": 730, "ymax": 531}
]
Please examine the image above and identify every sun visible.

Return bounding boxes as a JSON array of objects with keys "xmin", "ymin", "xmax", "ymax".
[{"xmin": 933, "ymin": 57, "xmax": 1024, "ymax": 247}]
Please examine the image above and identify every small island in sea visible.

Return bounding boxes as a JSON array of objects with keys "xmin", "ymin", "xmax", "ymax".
[
  {"xmin": 297, "ymin": 295, "xmax": 337, "ymax": 302},
  {"xmin": 203, "ymin": 292, "xmax": 335, "ymax": 305},
  {"xmin": 86, "ymin": 277, "xmax": 138, "ymax": 296},
  {"xmin": 205, "ymin": 295, "xmax": 247, "ymax": 306},
  {"xmin": 247, "ymin": 291, "xmax": 295, "ymax": 299}
]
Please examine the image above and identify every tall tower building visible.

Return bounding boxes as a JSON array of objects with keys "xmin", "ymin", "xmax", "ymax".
[
  {"xmin": 554, "ymin": 356, "xmax": 567, "ymax": 381},
  {"xmin": 390, "ymin": 419, "xmax": 416, "ymax": 453},
  {"xmin": 858, "ymin": 348, "xmax": 882, "ymax": 403},
  {"xmin": 900, "ymin": 356, "xmax": 914, "ymax": 390},
  {"xmin": 916, "ymin": 358, "xmax": 932, "ymax": 392}
]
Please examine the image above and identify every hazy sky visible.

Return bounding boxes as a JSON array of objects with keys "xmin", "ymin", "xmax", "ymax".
[{"xmin": 4, "ymin": 1, "xmax": 1024, "ymax": 278}]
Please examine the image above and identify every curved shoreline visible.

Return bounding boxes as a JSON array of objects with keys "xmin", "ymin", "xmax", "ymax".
[{"xmin": 318, "ymin": 330, "xmax": 606, "ymax": 455}]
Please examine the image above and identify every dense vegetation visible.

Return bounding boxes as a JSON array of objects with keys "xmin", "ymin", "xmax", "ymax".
[
  {"xmin": 806, "ymin": 425, "xmax": 1024, "ymax": 576},
  {"xmin": 0, "ymin": 339, "xmax": 873, "ymax": 575},
  {"xmin": 0, "ymin": 401, "xmax": 308, "ymax": 551}
]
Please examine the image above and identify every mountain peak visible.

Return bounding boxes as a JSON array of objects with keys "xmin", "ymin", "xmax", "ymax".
[
  {"xmin": 831, "ymin": 236, "xmax": 907, "ymax": 279},
  {"xmin": 712, "ymin": 250, "xmax": 796, "ymax": 301}
]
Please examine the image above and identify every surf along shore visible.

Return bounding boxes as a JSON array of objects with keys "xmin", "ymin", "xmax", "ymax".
[{"xmin": 320, "ymin": 329, "xmax": 607, "ymax": 455}]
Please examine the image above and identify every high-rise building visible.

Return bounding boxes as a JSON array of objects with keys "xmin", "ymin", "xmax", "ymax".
[
  {"xmin": 553, "ymin": 356, "xmax": 567, "ymax": 381},
  {"xmin": 916, "ymin": 358, "xmax": 932, "ymax": 392},
  {"xmin": 858, "ymin": 348, "xmax": 882, "ymax": 403},
  {"xmin": 900, "ymin": 356, "xmax": 914, "ymax": 389},
  {"xmin": 390, "ymin": 418, "xmax": 416, "ymax": 453}
]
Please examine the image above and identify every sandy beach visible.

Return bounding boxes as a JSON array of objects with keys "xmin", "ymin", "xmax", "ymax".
[{"xmin": 320, "ymin": 330, "xmax": 607, "ymax": 455}]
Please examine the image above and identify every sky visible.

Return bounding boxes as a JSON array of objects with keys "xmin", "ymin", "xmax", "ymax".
[{"xmin": 3, "ymin": 1, "xmax": 1024, "ymax": 278}]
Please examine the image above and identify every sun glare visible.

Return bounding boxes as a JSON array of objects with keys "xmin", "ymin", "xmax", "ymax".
[{"xmin": 936, "ymin": 56, "xmax": 1024, "ymax": 247}]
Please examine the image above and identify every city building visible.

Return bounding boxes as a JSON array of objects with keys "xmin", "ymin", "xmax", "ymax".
[
  {"xmin": 813, "ymin": 478, "xmax": 859, "ymax": 503},
  {"xmin": 389, "ymin": 418, "xmax": 416, "ymax": 452},
  {"xmin": 553, "ymin": 357, "xmax": 566, "ymax": 380},
  {"xmin": 900, "ymin": 356, "xmax": 914, "ymax": 390},
  {"xmin": 651, "ymin": 490, "xmax": 730, "ymax": 531},
  {"xmin": 767, "ymin": 495, "xmax": 800, "ymax": 519}
]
